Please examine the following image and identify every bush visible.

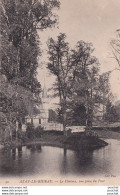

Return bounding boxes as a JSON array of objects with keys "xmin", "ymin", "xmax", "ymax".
[
  {"xmin": 26, "ymin": 123, "xmax": 35, "ymax": 139},
  {"xmin": 34, "ymin": 126, "xmax": 44, "ymax": 138},
  {"xmin": 26, "ymin": 123, "xmax": 43, "ymax": 139}
]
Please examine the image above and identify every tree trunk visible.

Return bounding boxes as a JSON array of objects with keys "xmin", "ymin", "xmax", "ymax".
[
  {"xmin": 17, "ymin": 118, "xmax": 22, "ymax": 139},
  {"xmin": 85, "ymin": 97, "xmax": 89, "ymax": 130},
  {"xmin": 85, "ymin": 118, "xmax": 88, "ymax": 130},
  {"xmin": 63, "ymin": 110, "xmax": 67, "ymax": 136}
]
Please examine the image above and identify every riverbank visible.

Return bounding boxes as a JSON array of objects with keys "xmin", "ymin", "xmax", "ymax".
[
  {"xmin": 2, "ymin": 131, "xmax": 108, "ymax": 151},
  {"xmin": 93, "ymin": 129, "xmax": 120, "ymax": 139}
]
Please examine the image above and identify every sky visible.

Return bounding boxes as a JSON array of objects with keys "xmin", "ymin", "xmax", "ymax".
[{"xmin": 37, "ymin": 0, "xmax": 120, "ymax": 101}]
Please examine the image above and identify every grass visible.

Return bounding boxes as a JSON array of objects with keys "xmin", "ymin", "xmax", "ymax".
[
  {"xmin": 93, "ymin": 129, "xmax": 120, "ymax": 139},
  {"xmin": 92, "ymin": 126, "xmax": 120, "ymax": 132}
]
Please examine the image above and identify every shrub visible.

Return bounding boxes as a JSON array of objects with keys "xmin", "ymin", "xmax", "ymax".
[
  {"xmin": 26, "ymin": 123, "xmax": 35, "ymax": 139},
  {"xmin": 34, "ymin": 126, "xmax": 44, "ymax": 138}
]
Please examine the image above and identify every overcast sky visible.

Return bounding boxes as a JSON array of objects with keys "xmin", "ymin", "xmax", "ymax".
[{"xmin": 38, "ymin": 0, "xmax": 120, "ymax": 101}]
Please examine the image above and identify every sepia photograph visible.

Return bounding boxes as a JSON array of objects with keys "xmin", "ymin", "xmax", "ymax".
[{"xmin": 0, "ymin": 0, "xmax": 120, "ymax": 186}]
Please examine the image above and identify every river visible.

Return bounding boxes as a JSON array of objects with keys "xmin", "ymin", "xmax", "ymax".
[{"xmin": 0, "ymin": 139, "xmax": 120, "ymax": 178}]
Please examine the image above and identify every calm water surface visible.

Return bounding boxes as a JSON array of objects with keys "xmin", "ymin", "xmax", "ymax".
[{"xmin": 0, "ymin": 139, "xmax": 120, "ymax": 178}]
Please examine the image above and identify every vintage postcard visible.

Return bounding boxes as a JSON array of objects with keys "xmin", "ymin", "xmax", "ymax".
[{"xmin": 0, "ymin": 0, "xmax": 120, "ymax": 186}]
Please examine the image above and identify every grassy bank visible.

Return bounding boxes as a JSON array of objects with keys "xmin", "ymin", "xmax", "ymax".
[
  {"xmin": 93, "ymin": 129, "xmax": 120, "ymax": 139},
  {"xmin": 92, "ymin": 126, "xmax": 120, "ymax": 132},
  {"xmin": 3, "ymin": 130, "xmax": 108, "ymax": 151}
]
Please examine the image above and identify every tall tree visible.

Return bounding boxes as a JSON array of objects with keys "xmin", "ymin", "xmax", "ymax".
[
  {"xmin": 47, "ymin": 36, "xmax": 104, "ymax": 131},
  {"xmin": 47, "ymin": 35, "xmax": 111, "ymax": 131},
  {"xmin": 70, "ymin": 41, "xmax": 100, "ymax": 128},
  {"xmin": 0, "ymin": 0, "xmax": 60, "ymax": 140},
  {"xmin": 47, "ymin": 33, "xmax": 72, "ymax": 134},
  {"xmin": 1, "ymin": 0, "xmax": 60, "ymax": 92}
]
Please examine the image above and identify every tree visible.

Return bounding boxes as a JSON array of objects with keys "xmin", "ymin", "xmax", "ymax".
[
  {"xmin": 103, "ymin": 100, "xmax": 119, "ymax": 122},
  {"xmin": 0, "ymin": 73, "xmax": 40, "ymax": 141},
  {"xmin": 47, "ymin": 33, "xmax": 72, "ymax": 134},
  {"xmin": 1, "ymin": 0, "xmax": 60, "ymax": 92},
  {"xmin": 0, "ymin": 0, "xmax": 60, "ymax": 141},
  {"xmin": 47, "ymin": 36, "xmax": 110, "ymax": 131},
  {"xmin": 115, "ymin": 101, "xmax": 120, "ymax": 121},
  {"xmin": 70, "ymin": 41, "xmax": 100, "ymax": 128},
  {"xmin": 110, "ymin": 29, "xmax": 120, "ymax": 67}
]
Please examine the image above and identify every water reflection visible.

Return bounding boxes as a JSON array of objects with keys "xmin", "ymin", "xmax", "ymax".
[
  {"xmin": 26, "ymin": 144, "xmax": 42, "ymax": 152},
  {"xmin": 60, "ymin": 149, "xmax": 94, "ymax": 176},
  {"xmin": 61, "ymin": 148, "xmax": 68, "ymax": 174},
  {"xmin": 18, "ymin": 146, "xmax": 22, "ymax": 158},
  {"xmin": 0, "ymin": 139, "xmax": 120, "ymax": 177},
  {"xmin": 12, "ymin": 148, "xmax": 16, "ymax": 160}
]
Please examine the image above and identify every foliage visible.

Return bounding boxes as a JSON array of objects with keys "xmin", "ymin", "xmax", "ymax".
[
  {"xmin": 1, "ymin": 0, "xmax": 60, "ymax": 93},
  {"xmin": 26, "ymin": 122, "xmax": 35, "ymax": 139},
  {"xmin": 115, "ymin": 102, "xmax": 120, "ymax": 121},
  {"xmin": 47, "ymin": 33, "xmax": 72, "ymax": 133},
  {"xmin": 0, "ymin": 73, "xmax": 41, "ymax": 141},
  {"xmin": 69, "ymin": 41, "xmax": 100, "ymax": 127},
  {"xmin": 0, "ymin": 0, "xmax": 60, "ymax": 142},
  {"xmin": 110, "ymin": 29, "xmax": 120, "ymax": 67},
  {"xmin": 103, "ymin": 101, "xmax": 119, "ymax": 122},
  {"xmin": 47, "ymin": 34, "xmax": 112, "ymax": 129},
  {"xmin": 26, "ymin": 123, "xmax": 43, "ymax": 139}
]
